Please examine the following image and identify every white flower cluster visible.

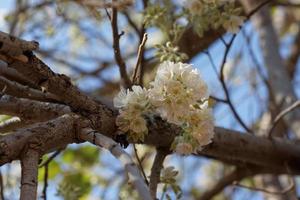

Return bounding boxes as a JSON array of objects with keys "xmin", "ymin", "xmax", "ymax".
[
  {"xmin": 185, "ymin": 0, "xmax": 245, "ymax": 35},
  {"xmin": 114, "ymin": 61, "xmax": 214, "ymax": 155}
]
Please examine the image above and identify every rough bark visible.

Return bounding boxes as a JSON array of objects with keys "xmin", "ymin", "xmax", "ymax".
[{"xmin": 20, "ymin": 149, "xmax": 39, "ymax": 200}]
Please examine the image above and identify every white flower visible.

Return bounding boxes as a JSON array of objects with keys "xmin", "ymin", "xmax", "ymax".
[
  {"xmin": 113, "ymin": 87, "xmax": 128, "ymax": 108},
  {"xmin": 149, "ymin": 61, "xmax": 208, "ymax": 124},
  {"xmin": 223, "ymin": 15, "xmax": 245, "ymax": 33},
  {"xmin": 175, "ymin": 142, "xmax": 193, "ymax": 155},
  {"xmin": 113, "ymin": 85, "xmax": 149, "ymax": 109},
  {"xmin": 114, "ymin": 85, "xmax": 150, "ymax": 142},
  {"xmin": 186, "ymin": 108, "xmax": 214, "ymax": 145}
]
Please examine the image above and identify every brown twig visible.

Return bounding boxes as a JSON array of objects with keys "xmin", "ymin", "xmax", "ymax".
[
  {"xmin": 219, "ymin": 34, "xmax": 253, "ymax": 133},
  {"xmin": 133, "ymin": 144, "xmax": 149, "ymax": 185},
  {"xmin": 215, "ymin": 0, "xmax": 273, "ymax": 133},
  {"xmin": 40, "ymin": 150, "xmax": 62, "ymax": 200},
  {"xmin": 268, "ymin": 100, "xmax": 300, "ymax": 138},
  {"xmin": 246, "ymin": 0, "xmax": 273, "ymax": 19},
  {"xmin": 41, "ymin": 164, "xmax": 49, "ymax": 200},
  {"xmin": 39, "ymin": 150, "xmax": 62, "ymax": 168},
  {"xmin": 109, "ymin": 3, "xmax": 132, "ymax": 88},
  {"xmin": 132, "ymin": 33, "xmax": 148, "ymax": 85}
]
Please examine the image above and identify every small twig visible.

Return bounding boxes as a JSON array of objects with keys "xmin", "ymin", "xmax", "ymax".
[
  {"xmin": 203, "ymin": 50, "xmax": 218, "ymax": 76},
  {"xmin": 209, "ymin": 95, "xmax": 227, "ymax": 104},
  {"xmin": 214, "ymin": 0, "xmax": 272, "ymax": 133},
  {"xmin": 41, "ymin": 164, "xmax": 49, "ymax": 200},
  {"xmin": 80, "ymin": 128, "xmax": 152, "ymax": 200},
  {"xmin": 268, "ymin": 101, "xmax": 300, "ymax": 138},
  {"xmin": 39, "ymin": 150, "xmax": 62, "ymax": 168},
  {"xmin": 40, "ymin": 151, "xmax": 63, "ymax": 200},
  {"xmin": 110, "ymin": 2, "xmax": 132, "ymax": 88},
  {"xmin": 233, "ymin": 179, "xmax": 294, "ymax": 195},
  {"xmin": 218, "ymin": 34, "xmax": 252, "ymax": 133},
  {"xmin": 20, "ymin": 148, "xmax": 39, "ymax": 200},
  {"xmin": 198, "ymin": 167, "xmax": 256, "ymax": 200},
  {"xmin": 246, "ymin": 0, "xmax": 273, "ymax": 19},
  {"xmin": 132, "ymin": 33, "xmax": 148, "ymax": 85},
  {"xmin": 241, "ymin": 29, "xmax": 271, "ymax": 90},
  {"xmin": 133, "ymin": 144, "xmax": 149, "ymax": 185},
  {"xmin": 149, "ymin": 148, "xmax": 169, "ymax": 199}
]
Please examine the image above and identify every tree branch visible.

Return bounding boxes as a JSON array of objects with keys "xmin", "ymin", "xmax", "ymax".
[
  {"xmin": 0, "ymin": 114, "xmax": 77, "ymax": 166},
  {"xmin": 198, "ymin": 167, "xmax": 257, "ymax": 200},
  {"xmin": 0, "ymin": 117, "xmax": 29, "ymax": 134},
  {"xmin": 20, "ymin": 148, "xmax": 39, "ymax": 200},
  {"xmin": 0, "ymin": 94, "xmax": 70, "ymax": 121},
  {"xmin": 269, "ymin": 100, "xmax": 300, "ymax": 138},
  {"xmin": 0, "ymin": 76, "xmax": 61, "ymax": 102},
  {"xmin": 80, "ymin": 128, "xmax": 152, "ymax": 200},
  {"xmin": 149, "ymin": 148, "xmax": 169, "ymax": 199},
  {"xmin": 0, "ymin": 61, "xmax": 36, "ymax": 88},
  {"xmin": 110, "ymin": 4, "xmax": 132, "ymax": 88}
]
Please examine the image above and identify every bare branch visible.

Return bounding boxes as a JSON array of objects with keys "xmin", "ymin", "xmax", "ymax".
[
  {"xmin": 0, "ymin": 94, "xmax": 71, "ymax": 121},
  {"xmin": 241, "ymin": 0, "xmax": 300, "ymax": 138},
  {"xmin": 0, "ymin": 61, "xmax": 36, "ymax": 87},
  {"xmin": 80, "ymin": 128, "xmax": 152, "ymax": 200},
  {"xmin": 214, "ymin": 34, "xmax": 252, "ymax": 133},
  {"xmin": 0, "ymin": 31, "xmax": 38, "ymax": 58},
  {"xmin": 269, "ymin": 101, "xmax": 300, "ymax": 138},
  {"xmin": 39, "ymin": 150, "xmax": 61, "ymax": 200},
  {"xmin": 0, "ymin": 76, "xmax": 61, "ymax": 102},
  {"xmin": 8, "ymin": 53, "xmax": 115, "ymax": 133},
  {"xmin": 132, "ymin": 33, "xmax": 148, "ymax": 85},
  {"xmin": 149, "ymin": 148, "xmax": 169, "ymax": 199},
  {"xmin": 233, "ymin": 180, "xmax": 294, "ymax": 195},
  {"xmin": 198, "ymin": 167, "xmax": 257, "ymax": 200},
  {"xmin": 20, "ymin": 149, "xmax": 39, "ymax": 200},
  {"xmin": 133, "ymin": 145, "xmax": 149, "ymax": 185},
  {"xmin": 110, "ymin": 4, "xmax": 132, "ymax": 88},
  {"xmin": 0, "ymin": 114, "xmax": 78, "ymax": 166}
]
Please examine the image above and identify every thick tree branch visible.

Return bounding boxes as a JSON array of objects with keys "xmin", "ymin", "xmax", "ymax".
[
  {"xmin": 8, "ymin": 54, "xmax": 116, "ymax": 133},
  {"xmin": 20, "ymin": 148, "xmax": 39, "ymax": 200},
  {"xmin": 0, "ymin": 114, "xmax": 77, "ymax": 166},
  {"xmin": 0, "ymin": 117, "xmax": 29, "ymax": 133},
  {"xmin": 0, "ymin": 61, "xmax": 36, "ymax": 88},
  {"xmin": 0, "ymin": 76, "xmax": 60, "ymax": 102},
  {"xmin": 0, "ymin": 95, "xmax": 70, "ymax": 121},
  {"xmin": 80, "ymin": 128, "xmax": 151, "ymax": 200}
]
